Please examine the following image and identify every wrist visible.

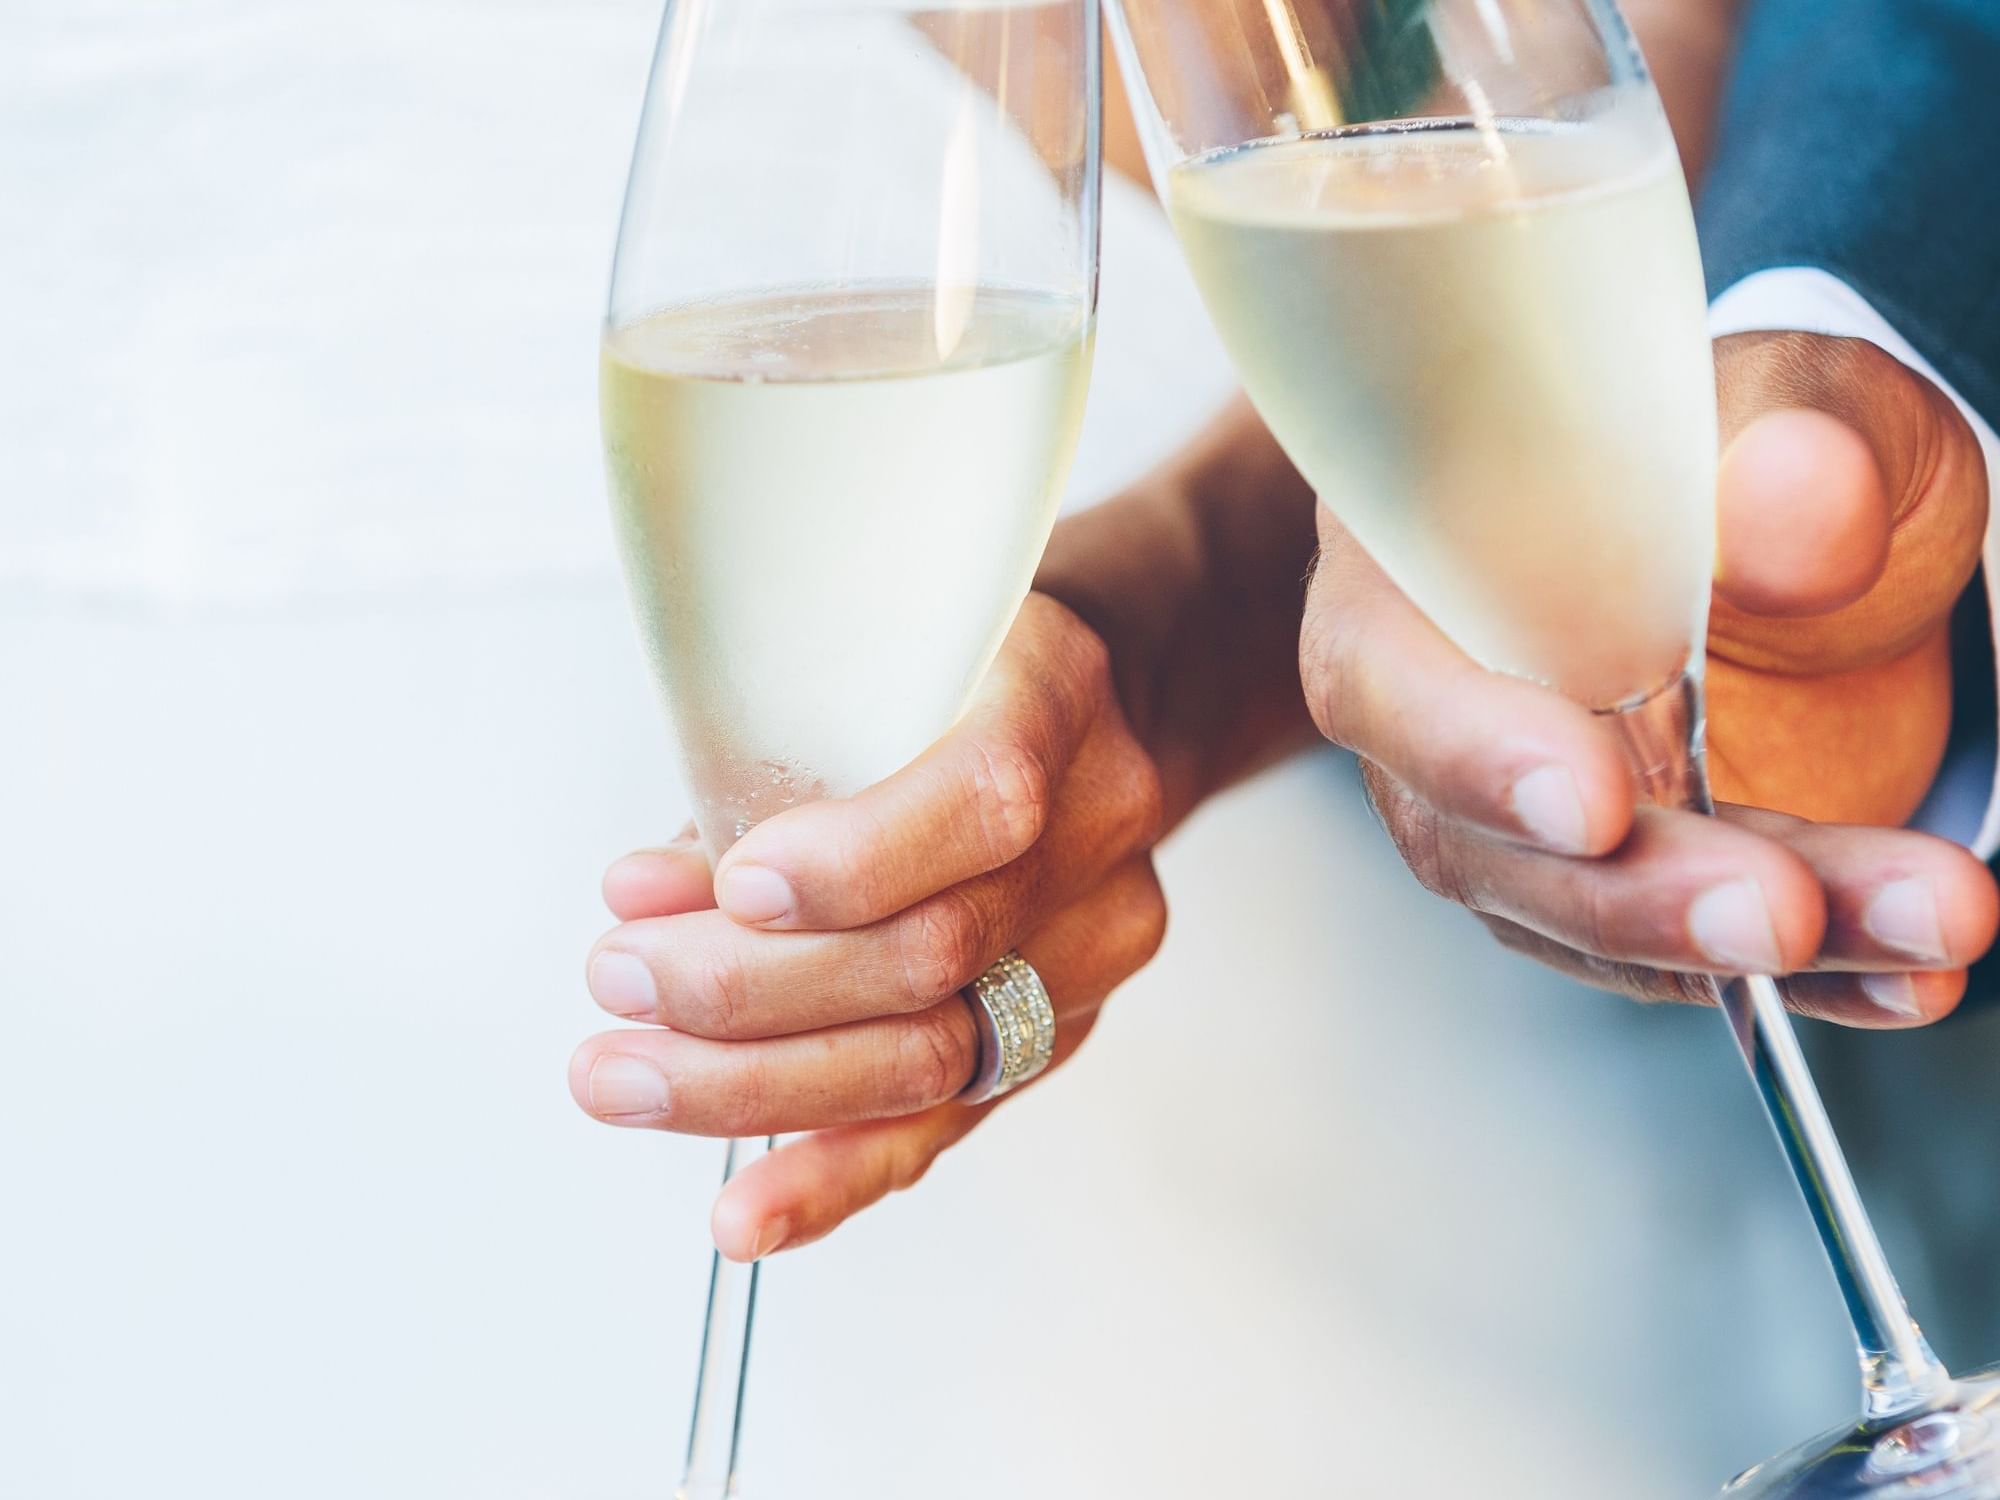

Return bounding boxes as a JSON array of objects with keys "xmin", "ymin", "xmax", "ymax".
[
  {"xmin": 1037, "ymin": 400, "xmax": 1320, "ymax": 828},
  {"xmin": 1035, "ymin": 489, "xmax": 1195, "ymax": 813}
]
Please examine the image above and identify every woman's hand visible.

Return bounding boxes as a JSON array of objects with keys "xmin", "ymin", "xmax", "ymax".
[{"xmin": 570, "ymin": 594, "xmax": 1167, "ymax": 1262}]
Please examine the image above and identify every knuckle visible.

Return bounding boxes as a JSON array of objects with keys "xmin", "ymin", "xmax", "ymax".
[
  {"xmin": 718, "ymin": 1054, "xmax": 770, "ymax": 1133},
  {"xmin": 1479, "ymin": 914, "xmax": 1699, "ymax": 1008},
  {"xmin": 1567, "ymin": 874, "xmax": 1615, "ymax": 961},
  {"xmin": 890, "ymin": 1003, "xmax": 978, "ymax": 1110},
  {"xmin": 1370, "ymin": 768, "xmax": 1466, "ymax": 905},
  {"xmin": 1771, "ymin": 329, "xmax": 1845, "ymax": 390},
  {"xmin": 1298, "ymin": 562, "xmax": 1371, "ymax": 752},
  {"xmin": 1416, "ymin": 830, "xmax": 1474, "ymax": 909},
  {"xmin": 692, "ymin": 941, "xmax": 756, "ymax": 1038},
  {"xmin": 1358, "ymin": 759, "xmax": 1396, "ymax": 829},
  {"xmin": 1719, "ymin": 329, "xmax": 1849, "ymax": 408},
  {"xmin": 1116, "ymin": 743, "xmax": 1168, "ymax": 850},
  {"xmin": 820, "ymin": 801, "xmax": 900, "ymax": 916},
  {"xmin": 895, "ymin": 889, "xmax": 990, "ymax": 1008},
  {"xmin": 1480, "ymin": 913, "xmax": 1544, "ymax": 960},
  {"xmin": 1721, "ymin": 331, "xmax": 1914, "ymax": 435},
  {"xmin": 1297, "ymin": 606, "xmax": 1353, "ymax": 747},
  {"xmin": 1067, "ymin": 622, "xmax": 1117, "ymax": 704},
  {"xmin": 1660, "ymin": 968, "xmax": 1721, "ymax": 1007},
  {"xmin": 1012, "ymin": 589, "xmax": 1067, "ymax": 646},
  {"xmin": 885, "ymin": 1129, "xmax": 944, "ymax": 1195},
  {"xmin": 968, "ymin": 734, "xmax": 1053, "ymax": 866},
  {"xmin": 1801, "ymin": 332, "xmax": 1896, "ymax": 394},
  {"xmin": 1125, "ymin": 867, "xmax": 1169, "ymax": 970}
]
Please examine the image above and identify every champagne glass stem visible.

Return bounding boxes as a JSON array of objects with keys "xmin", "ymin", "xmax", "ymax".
[
  {"xmin": 678, "ymin": 1134, "xmax": 774, "ymax": 1500},
  {"xmin": 1609, "ymin": 672, "xmax": 1952, "ymax": 1421}
]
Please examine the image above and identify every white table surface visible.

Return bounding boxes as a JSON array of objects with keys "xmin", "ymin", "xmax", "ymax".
[{"xmin": 4, "ymin": 4, "xmax": 1962, "ymax": 1496}]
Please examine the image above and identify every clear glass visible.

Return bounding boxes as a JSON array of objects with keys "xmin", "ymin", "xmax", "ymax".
[
  {"xmin": 601, "ymin": 0, "xmax": 1100, "ymax": 1495},
  {"xmin": 1107, "ymin": 0, "xmax": 2000, "ymax": 1494}
]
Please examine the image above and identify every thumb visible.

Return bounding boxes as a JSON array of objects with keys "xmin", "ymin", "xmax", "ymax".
[
  {"xmin": 1714, "ymin": 406, "xmax": 1889, "ymax": 619},
  {"xmin": 1709, "ymin": 331, "xmax": 1987, "ymax": 677}
]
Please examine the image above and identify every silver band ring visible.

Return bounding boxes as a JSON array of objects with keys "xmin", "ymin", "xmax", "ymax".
[{"xmin": 959, "ymin": 950, "xmax": 1057, "ymax": 1104}]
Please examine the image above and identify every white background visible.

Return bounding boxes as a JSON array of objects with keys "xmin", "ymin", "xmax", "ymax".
[{"xmin": 9, "ymin": 3, "xmax": 1994, "ymax": 1496}]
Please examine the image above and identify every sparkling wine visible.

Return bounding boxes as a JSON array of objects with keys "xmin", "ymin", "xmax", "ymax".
[
  {"xmin": 601, "ymin": 285, "xmax": 1092, "ymax": 847},
  {"xmin": 1168, "ymin": 94, "xmax": 1715, "ymax": 709}
]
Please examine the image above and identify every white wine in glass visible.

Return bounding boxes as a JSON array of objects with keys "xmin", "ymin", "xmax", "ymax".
[
  {"xmin": 599, "ymin": 1, "xmax": 1099, "ymax": 1495},
  {"xmin": 602, "ymin": 288, "xmax": 1092, "ymax": 841},
  {"xmin": 1113, "ymin": 0, "xmax": 2000, "ymax": 1494},
  {"xmin": 1167, "ymin": 95, "xmax": 1713, "ymax": 710}
]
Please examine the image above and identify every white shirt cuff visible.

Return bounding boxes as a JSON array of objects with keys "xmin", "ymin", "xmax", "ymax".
[{"xmin": 1708, "ymin": 268, "xmax": 2000, "ymax": 860}]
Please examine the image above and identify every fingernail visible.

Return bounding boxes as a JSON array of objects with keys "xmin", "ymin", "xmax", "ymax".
[
  {"xmin": 1861, "ymin": 973, "xmax": 1926, "ymax": 1020},
  {"xmin": 749, "ymin": 1218, "xmax": 791, "ymax": 1261},
  {"xmin": 1508, "ymin": 764, "xmax": 1589, "ymax": 853},
  {"xmin": 1863, "ymin": 877, "xmax": 1947, "ymax": 964},
  {"xmin": 716, "ymin": 864, "xmax": 793, "ymax": 925},
  {"xmin": 1688, "ymin": 878, "xmax": 1783, "ymax": 973},
  {"xmin": 589, "ymin": 949, "xmax": 658, "ymax": 1020},
  {"xmin": 587, "ymin": 1054, "xmax": 669, "ymax": 1117}
]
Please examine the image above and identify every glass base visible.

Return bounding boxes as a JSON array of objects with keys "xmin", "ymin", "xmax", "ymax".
[{"xmin": 1724, "ymin": 1369, "xmax": 2000, "ymax": 1498}]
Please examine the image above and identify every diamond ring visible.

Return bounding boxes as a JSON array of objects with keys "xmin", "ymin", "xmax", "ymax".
[{"xmin": 959, "ymin": 949, "xmax": 1057, "ymax": 1103}]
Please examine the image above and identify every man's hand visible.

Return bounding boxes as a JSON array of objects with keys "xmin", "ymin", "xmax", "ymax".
[
  {"xmin": 1707, "ymin": 333, "xmax": 1988, "ymax": 823},
  {"xmin": 1304, "ymin": 332, "xmax": 1999, "ymax": 1024}
]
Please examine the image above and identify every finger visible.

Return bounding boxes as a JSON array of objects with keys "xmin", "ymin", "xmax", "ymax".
[
  {"xmin": 1478, "ymin": 913, "xmax": 1969, "ymax": 1029},
  {"xmin": 587, "ymin": 731, "xmax": 1149, "ymax": 1037},
  {"xmin": 1717, "ymin": 804, "xmax": 1999, "ymax": 970},
  {"xmin": 712, "ymin": 1007, "xmax": 1116, "ymax": 1262},
  {"xmin": 1778, "ymin": 967, "xmax": 1970, "ymax": 1027},
  {"xmin": 602, "ymin": 824, "xmax": 714, "ymax": 922},
  {"xmin": 1714, "ymin": 408, "xmax": 1891, "ymax": 618},
  {"xmin": 706, "ymin": 864, "xmax": 1161, "ymax": 1259},
  {"xmin": 568, "ymin": 996, "xmax": 987, "ymax": 1137},
  {"xmin": 709, "ymin": 595, "xmax": 1148, "ymax": 932},
  {"xmin": 708, "ymin": 1101, "xmax": 991, "ymax": 1262},
  {"xmin": 1365, "ymin": 763, "xmax": 1828, "ymax": 973},
  {"xmin": 570, "ymin": 859, "xmax": 1165, "ymax": 1138},
  {"xmin": 1009, "ymin": 856, "xmax": 1167, "ymax": 1013},
  {"xmin": 1711, "ymin": 333, "xmax": 1987, "ymax": 674},
  {"xmin": 1371, "ymin": 756, "xmax": 1996, "ymax": 976},
  {"xmin": 1302, "ymin": 506, "xmax": 1635, "ymax": 858}
]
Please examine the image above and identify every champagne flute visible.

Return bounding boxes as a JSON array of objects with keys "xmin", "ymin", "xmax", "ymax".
[
  {"xmin": 599, "ymin": 1, "xmax": 1099, "ymax": 1494},
  {"xmin": 1109, "ymin": 0, "xmax": 2000, "ymax": 1493}
]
